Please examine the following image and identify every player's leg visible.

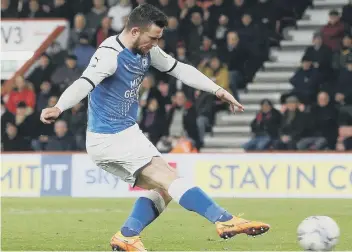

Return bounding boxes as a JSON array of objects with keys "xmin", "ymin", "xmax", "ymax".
[
  {"xmin": 136, "ymin": 157, "xmax": 270, "ymax": 239},
  {"xmin": 120, "ymin": 187, "xmax": 172, "ymax": 237},
  {"xmin": 109, "ymin": 161, "xmax": 176, "ymax": 251}
]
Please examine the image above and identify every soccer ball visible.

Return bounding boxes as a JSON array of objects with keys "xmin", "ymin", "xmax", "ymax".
[{"xmin": 297, "ymin": 216, "xmax": 340, "ymax": 251}]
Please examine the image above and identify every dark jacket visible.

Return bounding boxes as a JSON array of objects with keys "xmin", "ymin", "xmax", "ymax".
[
  {"xmin": 250, "ymin": 108, "xmax": 282, "ymax": 138},
  {"xmin": 279, "ymin": 109, "xmax": 308, "ymax": 141}
]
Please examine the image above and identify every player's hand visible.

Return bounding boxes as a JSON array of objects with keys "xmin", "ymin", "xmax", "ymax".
[
  {"xmin": 215, "ymin": 88, "xmax": 244, "ymax": 113},
  {"xmin": 40, "ymin": 107, "xmax": 61, "ymax": 124}
]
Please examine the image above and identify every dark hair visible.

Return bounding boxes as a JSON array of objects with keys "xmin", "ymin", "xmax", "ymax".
[
  {"xmin": 329, "ymin": 9, "xmax": 339, "ymax": 16},
  {"xmin": 125, "ymin": 4, "xmax": 168, "ymax": 30}
]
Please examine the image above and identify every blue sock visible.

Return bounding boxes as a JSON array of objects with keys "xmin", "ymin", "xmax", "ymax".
[
  {"xmin": 179, "ymin": 187, "xmax": 233, "ymax": 223},
  {"xmin": 121, "ymin": 197, "xmax": 160, "ymax": 237}
]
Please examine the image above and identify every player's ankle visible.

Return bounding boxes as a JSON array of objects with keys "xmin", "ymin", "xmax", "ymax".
[
  {"xmin": 121, "ymin": 227, "xmax": 139, "ymax": 237},
  {"xmin": 216, "ymin": 211, "xmax": 233, "ymax": 222}
]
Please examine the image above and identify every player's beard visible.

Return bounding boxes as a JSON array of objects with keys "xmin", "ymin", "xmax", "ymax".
[{"xmin": 132, "ymin": 36, "xmax": 145, "ymax": 55}]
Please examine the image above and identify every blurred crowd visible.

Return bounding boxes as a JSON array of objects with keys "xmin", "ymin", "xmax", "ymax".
[
  {"xmin": 244, "ymin": 6, "xmax": 352, "ymax": 151},
  {"xmin": 4, "ymin": 0, "xmax": 349, "ymax": 153}
]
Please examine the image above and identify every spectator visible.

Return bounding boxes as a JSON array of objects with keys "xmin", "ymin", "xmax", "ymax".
[
  {"xmin": 49, "ymin": 0, "xmax": 71, "ymax": 21},
  {"xmin": 32, "ymin": 99, "xmax": 55, "ymax": 151},
  {"xmin": 335, "ymin": 58, "xmax": 352, "ymax": 105},
  {"xmin": 243, "ymin": 99, "xmax": 281, "ymax": 151},
  {"xmin": 183, "ymin": 11, "xmax": 204, "ymax": 59},
  {"xmin": 1, "ymin": 98, "xmax": 15, "ymax": 140},
  {"xmin": 194, "ymin": 90, "xmax": 215, "ymax": 148},
  {"xmin": 157, "ymin": 0, "xmax": 180, "ymax": 17},
  {"xmin": 237, "ymin": 13, "xmax": 268, "ymax": 83},
  {"xmin": 85, "ymin": 0, "xmax": 108, "ymax": 30},
  {"xmin": 336, "ymin": 126, "xmax": 352, "ymax": 150},
  {"xmin": 1, "ymin": 0, "xmax": 18, "ymax": 18},
  {"xmin": 27, "ymin": 53, "xmax": 55, "ymax": 93},
  {"xmin": 69, "ymin": 0, "xmax": 93, "ymax": 16},
  {"xmin": 51, "ymin": 54, "xmax": 82, "ymax": 93},
  {"xmin": 197, "ymin": 36, "xmax": 217, "ymax": 65},
  {"xmin": 332, "ymin": 34, "xmax": 352, "ymax": 71},
  {"xmin": 163, "ymin": 17, "xmax": 180, "ymax": 57},
  {"xmin": 45, "ymin": 120, "xmax": 77, "ymax": 151},
  {"xmin": 212, "ymin": 14, "xmax": 230, "ymax": 48},
  {"xmin": 168, "ymin": 44, "xmax": 194, "ymax": 100},
  {"xmin": 296, "ymin": 92, "xmax": 338, "ymax": 150},
  {"xmin": 46, "ymin": 41, "xmax": 67, "ymax": 67},
  {"xmin": 2, "ymin": 123, "xmax": 31, "ymax": 151},
  {"xmin": 140, "ymin": 98, "xmax": 167, "ymax": 145},
  {"xmin": 198, "ymin": 56, "xmax": 229, "ymax": 94},
  {"xmin": 252, "ymin": 0, "xmax": 281, "ymax": 47},
  {"xmin": 92, "ymin": 16, "xmax": 117, "ymax": 48},
  {"xmin": 218, "ymin": 31, "xmax": 248, "ymax": 101},
  {"xmin": 179, "ymin": 0, "xmax": 203, "ymax": 24},
  {"xmin": 285, "ymin": 55, "xmax": 320, "ymax": 104},
  {"xmin": 20, "ymin": 0, "xmax": 47, "ymax": 18},
  {"xmin": 341, "ymin": 0, "xmax": 352, "ymax": 27},
  {"xmin": 230, "ymin": 0, "xmax": 247, "ymax": 28},
  {"xmin": 157, "ymin": 80, "xmax": 173, "ymax": 112},
  {"xmin": 36, "ymin": 81, "xmax": 56, "ymax": 112},
  {"xmin": 108, "ymin": 0, "xmax": 132, "ymax": 32},
  {"xmin": 47, "ymin": 96, "xmax": 59, "ymax": 108},
  {"xmin": 69, "ymin": 13, "xmax": 93, "ymax": 49},
  {"xmin": 14, "ymin": 102, "xmax": 38, "ymax": 142},
  {"xmin": 302, "ymin": 33, "xmax": 333, "ymax": 76},
  {"xmin": 320, "ymin": 10, "xmax": 346, "ymax": 51},
  {"xmin": 138, "ymin": 75, "xmax": 165, "ymax": 120},
  {"xmin": 274, "ymin": 96, "xmax": 307, "ymax": 150},
  {"xmin": 166, "ymin": 91, "xmax": 200, "ymax": 149},
  {"xmin": 73, "ymin": 33, "xmax": 96, "ymax": 70},
  {"xmin": 207, "ymin": 0, "xmax": 227, "ymax": 35},
  {"xmin": 5, "ymin": 76, "xmax": 36, "ymax": 115},
  {"xmin": 62, "ymin": 102, "xmax": 87, "ymax": 150}
]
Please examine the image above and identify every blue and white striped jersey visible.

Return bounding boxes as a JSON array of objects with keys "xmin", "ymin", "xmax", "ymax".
[{"xmin": 81, "ymin": 35, "xmax": 177, "ymax": 134}]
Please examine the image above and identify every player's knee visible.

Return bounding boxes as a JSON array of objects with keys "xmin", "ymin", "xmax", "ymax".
[
  {"xmin": 139, "ymin": 157, "xmax": 179, "ymax": 191},
  {"xmin": 143, "ymin": 189, "xmax": 168, "ymax": 213},
  {"xmin": 153, "ymin": 188, "xmax": 172, "ymax": 205}
]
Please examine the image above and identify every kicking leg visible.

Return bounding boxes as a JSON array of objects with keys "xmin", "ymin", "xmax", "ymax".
[{"xmin": 137, "ymin": 157, "xmax": 270, "ymax": 239}]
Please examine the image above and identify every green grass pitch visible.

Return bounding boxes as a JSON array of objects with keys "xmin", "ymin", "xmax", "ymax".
[{"xmin": 1, "ymin": 198, "xmax": 351, "ymax": 251}]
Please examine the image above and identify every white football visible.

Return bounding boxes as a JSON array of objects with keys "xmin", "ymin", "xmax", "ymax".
[{"xmin": 297, "ymin": 216, "xmax": 340, "ymax": 251}]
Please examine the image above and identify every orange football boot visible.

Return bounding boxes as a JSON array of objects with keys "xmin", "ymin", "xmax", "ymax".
[
  {"xmin": 216, "ymin": 215, "xmax": 270, "ymax": 239},
  {"xmin": 110, "ymin": 231, "xmax": 146, "ymax": 252}
]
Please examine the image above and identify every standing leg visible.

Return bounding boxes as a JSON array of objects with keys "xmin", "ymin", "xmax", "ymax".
[{"xmin": 120, "ymin": 188, "xmax": 171, "ymax": 237}]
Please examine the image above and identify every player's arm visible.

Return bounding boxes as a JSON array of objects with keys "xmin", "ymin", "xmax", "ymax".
[
  {"xmin": 150, "ymin": 46, "xmax": 244, "ymax": 112},
  {"xmin": 40, "ymin": 48, "xmax": 118, "ymax": 124}
]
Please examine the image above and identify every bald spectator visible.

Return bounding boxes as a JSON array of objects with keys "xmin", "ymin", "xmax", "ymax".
[
  {"xmin": 69, "ymin": 13, "xmax": 93, "ymax": 49},
  {"xmin": 45, "ymin": 120, "xmax": 77, "ymax": 151}
]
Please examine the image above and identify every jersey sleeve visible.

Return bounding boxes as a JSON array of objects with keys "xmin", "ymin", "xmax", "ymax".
[
  {"xmin": 150, "ymin": 46, "xmax": 178, "ymax": 73},
  {"xmin": 81, "ymin": 47, "xmax": 119, "ymax": 87}
]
